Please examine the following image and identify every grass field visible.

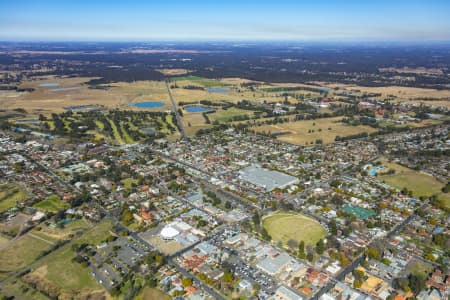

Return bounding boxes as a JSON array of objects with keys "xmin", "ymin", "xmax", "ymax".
[
  {"xmin": 405, "ymin": 259, "xmax": 434, "ymax": 278},
  {"xmin": 135, "ymin": 287, "xmax": 170, "ymax": 300},
  {"xmin": 23, "ymin": 221, "xmax": 113, "ymax": 295},
  {"xmin": 75, "ymin": 220, "xmax": 113, "ymax": 245},
  {"xmin": 378, "ymin": 158, "xmax": 445, "ymax": 198},
  {"xmin": 121, "ymin": 178, "xmax": 138, "ymax": 189},
  {"xmin": 263, "ymin": 212, "xmax": 326, "ymax": 247},
  {"xmin": 182, "ymin": 112, "xmax": 213, "ymax": 136},
  {"xmin": 171, "ymin": 76, "xmax": 293, "ymax": 106},
  {"xmin": 172, "ymin": 75, "xmax": 226, "ymax": 87},
  {"xmin": 0, "ymin": 234, "xmax": 53, "ymax": 278},
  {"xmin": 33, "ymin": 195, "xmax": 69, "ymax": 213},
  {"xmin": 209, "ymin": 107, "xmax": 255, "ymax": 123},
  {"xmin": 0, "ymin": 234, "xmax": 10, "ymax": 248},
  {"xmin": 328, "ymin": 84, "xmax": 450, "ymax": 108},
  {"xmin": 253, "ymin": 117, "xmax": 377, "ymax": 145},
  {"xmin": 2, "ymin": 279, "xmax": 50, "ymax": 300},
  {"xmin": 156, "ymin": 68, "xmax": 192, "ymax": 76},
  {"xmin": 33, "ymin": 246, "xmax": 100, "ymax": 291},
  {"xmin": 33, "ymin": 219, "xmax": 91, "ymax": 242},
  {"xmin": 0, "ymin": 77, "xmax": 175, "ymax": 117},
  {"xmin": 0, "ymin": 184, "xmax": 27, "ymax": 212},
  {"xmin": 438, "ymin": 193, "xmax": 450, "ymax": 210}
]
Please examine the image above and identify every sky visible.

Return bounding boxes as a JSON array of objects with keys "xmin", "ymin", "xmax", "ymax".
[{"xmin": 1, "ymin": 0, "xmax": 450, "ymax": 41}]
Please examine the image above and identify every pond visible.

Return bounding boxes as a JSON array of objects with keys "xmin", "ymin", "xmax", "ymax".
[
  {"xmin": 48, "ymin": 87, "xmax": 81, "ymax": 92},
  {"xmin": 185, "ymin": 105, "xmax": 216, "ymax": 113},
  {"xmin": 141, "ymin": 127, "xmax": 156, "ymax": 135},
  {"xmin": 39, "ymin": 83, "xmax": 60, "ymax": 87},
  {"xmin": 207, "ymin": 87, "xmax": 229, "ymax": 93},
  {"xmin": 129, "ymin": 101, "xmax": 165, "ymax": 108},
  {"xmin": 16, "ymin": 118, "xmax": 39, "ymax": 124},
  {"xmin": 318, "ymin": 87, "xmax": 330, "ymax": 93}
]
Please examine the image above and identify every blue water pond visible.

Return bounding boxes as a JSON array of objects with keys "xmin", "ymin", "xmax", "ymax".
[
  {"xmin": 129, "ymin": 101, "xmax": 165, "ymax": 108},
  {"xmin": 185, "ymin": 105, "xmax": 216, "ymax": 113},
  {"xmin": 39, "ymin": 83, "xmax": 60, "ymax": 87},
  {"xmin": 207, "ymin": 87, "xmax": 229, "ymax": 93}
]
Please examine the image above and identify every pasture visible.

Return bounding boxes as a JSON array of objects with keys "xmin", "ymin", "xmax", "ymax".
[{"xmin": 252, "ymin": 117, "xmax": 377, "ymax": 145}]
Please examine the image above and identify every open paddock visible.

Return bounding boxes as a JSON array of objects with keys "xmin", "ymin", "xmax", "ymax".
[
  {"xmin": 1, "ymin": 77, "xmax": 172, "ymax": 116},
  {"xmin": 252, "ymin": 117, "xmax": 377, "ymax": 145},
  {"xmin": 0, "ymin": 184, "xmax": 27, "ymax": 213},
  {"xmin": 33, "ymin": 195, "xmax": 69, "ymax": 213},
  {"xmin": 0, "ymin": 233, "xmax": 54, "ymax": 278},
  {"xmin": 20, "ymin": 221, "xmax": 113, "ymax": 297},
  {"xmin": 378, "ymin": 158, "xmax": 445, "ymax": 199}
]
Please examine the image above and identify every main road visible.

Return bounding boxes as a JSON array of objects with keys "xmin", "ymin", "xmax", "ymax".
[{"xmin": 165, "ymin": 79, "xmax": 188, "ymax": 141}]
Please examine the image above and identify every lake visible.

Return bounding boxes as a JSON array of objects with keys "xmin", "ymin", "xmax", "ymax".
[
  {"xmin": 39, "ymin": 83, "xmax": 60, "ymax": 87},
  {"xmin": 185, "ymin": 105, "xmax": 216, "ymax": 113},
  {"xmin": 207, "ymin": 87, "xmax": 229, "ymax": 93},
  {"xmin": 129, "ymin": 101, "xmax": 165, "ymax": 108}
]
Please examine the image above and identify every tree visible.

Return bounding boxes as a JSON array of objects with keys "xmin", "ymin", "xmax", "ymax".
[
  {"xmin": 408, "ymin": 274, "xmax": 425, "ymax": 295},
  {"xmin": 225, "ymin": 201, "xmax": 232, "ymax": 209},
  {"xmin": 366, "ymin": 248, "xmax": 381, "ymax": 260},
  {"xmin": 329, "ymin": 220, "xmax": 338, "ymax": 235},
  {"xmin": 182, "ymin": 278, "xmax": 193, "ymax": 287},
  {"xmin": 222, "ymin": 271, "xmax": 234, "ymax": 283},
  {"xmin": 252, "ymin": 211, "xmax": 260, "ymax": 226},
  {"xmin": 316, "ymin": 239, "xmax": 325, "ymax": 255},
  {"xmin": 197, "ymin": 219, "xmax": 208, "ymax": 228},
  {"xmin": 287, "ymin": 239, "xmax": 298, "ymax": 250},
  {"xmin": 306, "ymin": 252, "xmax": 314, "ymax": 262},
  {"xmin": 298, "ymin": 241, "xmax": 306, "ymax": 259},
  {"xmin": 122, "ymin": 208, "xmax": 133, "ymax": 223},
  {"xmin": 299, "ymin": 241, "xmax": 305, "ymax": 253},
  {"xmin": 353, "ymin": 279, "xmax": 362, "ymax": 288},
  {"xmin": 261, "ymin": 228, "xmax": 272, "ymax": 241}
]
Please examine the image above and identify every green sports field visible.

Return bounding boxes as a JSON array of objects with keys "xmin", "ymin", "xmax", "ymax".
[{"xmin": 263, "ymin": 212, "xmax": 326, "ymax": 246}]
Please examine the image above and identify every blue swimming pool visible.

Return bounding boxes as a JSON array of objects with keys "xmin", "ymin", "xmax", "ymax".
[
  {"xmin": 369, "ymin": 169, "xmax": 378, "ymax": 176},
  {"xmin": 185, "ymin": 105, "xmax": 216, "ymax": 113},
  {"xmin": 207, "ymin": 87, "xmax": 229, "ymax": 93},
  {"xmin": 129, "ymin": 101, "xmax": 165, "ymax": 108}
]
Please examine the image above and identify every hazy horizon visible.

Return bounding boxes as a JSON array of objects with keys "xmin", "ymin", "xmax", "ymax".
[{"xmin": 1, "ymin": 0, "xmax": 450, "ymax": 42}]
